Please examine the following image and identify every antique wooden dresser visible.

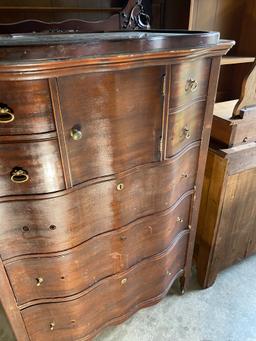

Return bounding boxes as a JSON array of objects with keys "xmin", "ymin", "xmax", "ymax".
[{"xmin": 0, "ymin": 31, "xmax": 233, "ymax": 340}]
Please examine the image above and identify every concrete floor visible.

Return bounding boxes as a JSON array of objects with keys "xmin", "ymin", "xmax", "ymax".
[{"xmin": 1, "ymin": 255, "xmax": 256, "ymax": 341}]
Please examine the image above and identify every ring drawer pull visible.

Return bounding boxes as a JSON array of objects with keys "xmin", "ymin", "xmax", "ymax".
[
  {"xmin": 184, "ymin": 127, "xmax": 191, "ymax": 139},
  {"xmin": 0, "ymin": 105, "xmax": 15, "ymax": 124},
  {"xmin": 185, "ymin": 78, "xmax": 198, "ymax": 93},
  {"xmin": 10, "ymin": 168, "xmax": 29, "ymax": 184},
  {"xmin": 70, "ymin": 127, "xmax": 82, "ymax": 141}
]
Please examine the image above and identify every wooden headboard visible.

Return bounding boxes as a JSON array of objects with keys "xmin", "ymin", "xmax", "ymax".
[{"xmin": 0, "ymin": 0, "xmax": 151, "ymax": 33}]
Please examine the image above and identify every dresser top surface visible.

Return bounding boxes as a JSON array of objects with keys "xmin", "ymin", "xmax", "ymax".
[{"xmin": 0, "ymin": 30, "xmax": 220, "ymax": 47}]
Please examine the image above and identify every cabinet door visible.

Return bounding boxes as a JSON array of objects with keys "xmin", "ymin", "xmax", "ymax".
[{"xmin": 58, "ymin": 66, "xmax": 165, "ymax": 184}]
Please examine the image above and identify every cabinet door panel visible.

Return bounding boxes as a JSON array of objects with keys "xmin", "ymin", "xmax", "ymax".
[{"xmin": 58, "ymin": 66, "xmax": 164, "ymax": 184}]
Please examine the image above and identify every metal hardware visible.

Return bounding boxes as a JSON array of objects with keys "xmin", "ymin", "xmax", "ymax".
[
  {"xmin": 49, "ymin": 322, "xmax": 55, "ymax": 331},
  {"xmin": 70, "ymin": 127, "xmax": 82, "ymax": 141},
  {"xmin": 120, "ymin": 236, "xmax": 127, "ymax": 241},
  {"xmin": 49, "ymin": 225, "xmax": 56, "ymax": 230},
  {"xmin": 10, "ymin": 167, "xmax": 29, "ymax": 184},
  {"xmin": 185, "ymin": 78, "xmax": 198, "ymax": 93},
  {"xmin": 116, "ymin": 183, "xmax": 124, "ymax": 191},
  {"xmin": 0, "ymin": 105, "xmax": 15, "ymax": 123},
  {"xmin": 162, "ymin": 74, "xmax": 167, "ymax": 96},
  {"xmin": 22, "ymin": 226, "xmax": 30, "ymax": 232},
  {"xmin": 188, "ymin": 225, "xmax": 192, "ymax": 230},
  {"xmin": 181, "ymin": 173, "xmax": 188, "ymax": 178},
  {"xmin": 159, "ymin": 136, "xmax": 163, "ymax": 155},
  {"xmin": 36, "ymin": 277, "xmax": 44, "ymax": 286},
  {"xmin": 177, "ymin": 217, "xmax": 184, "ymax": 223},
  {"xmin": 243, "ymin": 137, "xmax": 248, "ymax": 143},
  {"xmin": 184, "ymin": 127, "xmax": 191, "ymax": 139},
  {"xmin": 166, "ymin": 271, "xmax": 172, "ymax": 276},
  {"xmin": 121, "ymin": 278, "xmax": 127, "ymax": 285}
]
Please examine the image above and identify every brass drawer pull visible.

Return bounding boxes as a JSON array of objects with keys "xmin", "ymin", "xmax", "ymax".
[
  {"xmin": 70, "ymin": 127, "xmax": 82, "ymax": 141},
  {"xmin": 184, "ymin": 127, "xmax": 191, "ymax": 139},
  {"xmin": 36, "ymin": 277, "xmax": 44, "ymax": 286},
  {"xmin": 185, "ymin": 78, "xmax": 198, "ymax": 93},
  {"xmin": 10, "ymin": 168, "xmax": 29, "ymax": 184},
  {"xmin": 0, "ymin": 105, "xmax": 15, "ymax": 124}
]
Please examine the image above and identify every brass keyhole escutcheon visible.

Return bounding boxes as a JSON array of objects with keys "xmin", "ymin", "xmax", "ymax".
[
  {"xmin": 70, "ymin": 127, "xmax": 82, "ymax": 141},
  {"xmin": 121, "ymin": 278, "xmax": 127, "ymax": 285},
  {"xmin": 49, "ymin": 322, "xmax": 55, "ymax": 331},
  {"xmin": 10, "ymin": 167, "xmax": 29, "ymax": 184},
  {"xmin": 0, "ymin": 105, "xmax": 15, "ymax": 124},
  {"xmin": 36, "ymin": 277, "xmax": 44, "ymax": 286},
  {"xmin": 183, "ymin": 127, "xmax": 191, "ymax": 139},
  {"xmin": 116, "ymin": 183, "xmax": 124, "ymax": 191},
  {"xmin": 185, "ymin": 78, "xmax": 198, "ymax": 93}
]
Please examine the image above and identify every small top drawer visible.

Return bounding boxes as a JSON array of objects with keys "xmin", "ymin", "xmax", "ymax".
[
  {"xmin": 0, "ymin": 80, "xmax": 55, "ymax": 135},
  {"xmin": 0, "ymin": 139, "xmax": 65, "ymax": 197},
  {"xmin": 169, "ymin": 58, "xmax": 211, "ymax": 109},
  {"xmin": 167, "ymin": 101, "xmax": 206, "ymax": 157}
]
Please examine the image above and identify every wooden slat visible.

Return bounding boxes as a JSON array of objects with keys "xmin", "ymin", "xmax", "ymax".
[
  {"xmin": 0, "ymin": 7, "xmax": 122, "ymax": 13},
  {"xmin": 221, "ymin": 56, "xmax": 255, "ymax": 65}
]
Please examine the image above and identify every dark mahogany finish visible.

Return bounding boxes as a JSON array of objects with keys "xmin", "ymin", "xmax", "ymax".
[
  {"xmin": 6, "ymin": 213, "xmax": 191, "ymax": 305},
  {"xmin": 167, "ymin": 101, "xmax": 206, "ymax": 157},
  {"xmin": 0, "ymin": 144, "xmax": 197, "ymax": 260},
  {"xmin": 0, "ymin": 139, "xmax": 65, "ymax": 197},
  {"xmin": 0, "ymin": 80, "xmax": 55, "ymax": 135},
  {"xmin": 22, "ymin": 232, "xmax": 189, "ymax": 341},
  {"xmin": 169, "ymin": 59, "xmax": 211, "ymax": 109},
  {"xmin": 58, "ymin": 66, "xmax": 164, "ymax": 184},
  {"xmin": 0, "ymin": 31, "xmax": 233, "ymax": 341}
]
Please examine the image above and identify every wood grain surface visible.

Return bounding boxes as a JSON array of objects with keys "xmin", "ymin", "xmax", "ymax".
[
  {"xmin": 21, "ymin": 231, "xmax": 189, "ymax": 341},
  {"xmin": 0, "ymin": 79, "xmax": 54, "ymax": 135},
  {"xmin": 0, "ymin": 143, "xmax": 198, "ymax": 260},
  {"xmin": 6, "ymin": 196, "xmax": 192, "ymax": 305}
]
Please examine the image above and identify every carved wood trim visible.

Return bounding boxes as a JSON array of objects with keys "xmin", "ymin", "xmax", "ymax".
[
  {"xmin": 0, "ymin": 0, "xmax": 150, "ymax": 34},
  {"xmin": 232, "ymin": 59, "xmax": 256, "ymax": 117}
]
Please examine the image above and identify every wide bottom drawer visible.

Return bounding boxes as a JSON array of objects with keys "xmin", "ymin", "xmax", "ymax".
[
  {"xmin": 6, "ymin": 194, "xmax": 192, "ymax": 305},
  {"xmin": 22, "ymin": 231, "xmax": 189, "ymax": 341}
]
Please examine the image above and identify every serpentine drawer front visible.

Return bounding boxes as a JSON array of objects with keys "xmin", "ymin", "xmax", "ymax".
[
  {"xmin": 0, "ymin": 31, "xmax": 233, "ymax": 341},
  {"xmin": 0, "ymin": 80, "xmax": 54, "ymax": 135}
]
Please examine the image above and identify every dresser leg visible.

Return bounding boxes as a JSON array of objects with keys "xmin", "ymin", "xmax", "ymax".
[{"xmin": 179, "ymin": 275, "xmax": 186, "ymax": 295}]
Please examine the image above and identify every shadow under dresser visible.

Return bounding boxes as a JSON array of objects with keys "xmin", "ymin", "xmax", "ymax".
[{"xmin": 0, "ymin": 31, "xmax": 233, "ymax": 340}]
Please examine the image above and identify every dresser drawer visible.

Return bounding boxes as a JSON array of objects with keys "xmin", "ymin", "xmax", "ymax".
[
  {"xmin": 170, "ymin": 58, "xmax": 211, "ymax": 109},
  {"xmin": 167, "ymin": 101, "xmax": 206, "ymax": 157},
  {"xmin": 57, "ymin": 66, "xmax": 164, "ymax": 184},
  {"xmin": 0, "ymin": 144, "xmax": 198, "ymax": 260},
  {"xmin": 21, "ymin": 231, "xmax": 189, "ymax": 341},
  {"xmin": 0, "ymin": 80, "xmax": 55, "ymax": 135},
  {"xmin": 5, "ymin": 194, "xmax": 192, "ymax": 305},
  {"xmin": 0, "ymin": 140, "xmax": 64, "ymax": 197}
]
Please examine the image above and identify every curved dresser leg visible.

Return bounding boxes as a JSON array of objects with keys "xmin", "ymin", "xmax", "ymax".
[{"xmin": 179, "ymin": 275, "xmax": 186, "ymax": 295}]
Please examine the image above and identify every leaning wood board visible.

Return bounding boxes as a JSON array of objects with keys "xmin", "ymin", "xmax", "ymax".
[{"xmin": 0, "ymin": 31, "xmax": 233, "ymax": 340}]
